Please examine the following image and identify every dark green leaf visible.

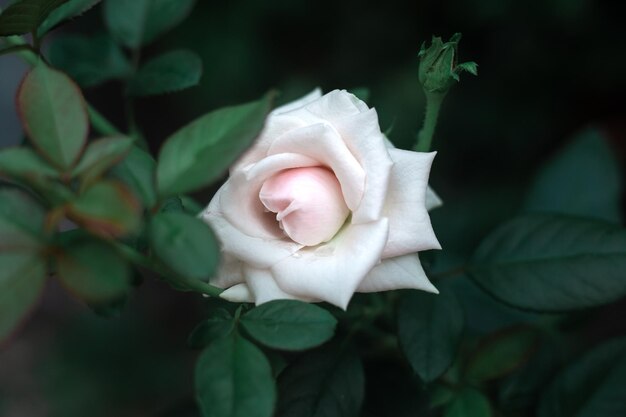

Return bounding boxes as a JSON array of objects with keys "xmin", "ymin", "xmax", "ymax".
[
  {"xmin": 109, "ymin": 145, "xmax": 157, "ymax": 208},
  {"xmin": 539, "ymin": 337, "xmax": 626, "ymax": 417},
  {"xmin": 444, "ymin": 388, "xmax": 492, "ymax": 417},
  {"xmin": 149, "ymin": 211, "xmax": 219, "ymax": 280},
  {"xmin": 17, "ymin": 63, "xmax": 88, "ymax": 171},
  {"xmin": 180, "ymin": 195, "xmax": 203, "ymax": 215},
  {"xmin": 67, "ymin": 181, "xmax": 141, "ymax": 237},
  {"xmin": 241, "ymin": 300, "xmax": 337, "ymax": 351},
  {"xmin": 465, "ymin": 326, "xmax": 538, "ymax": 383},
  {"xmin": 397, "ymin": 291, "xmax": 464, "ymax": 383},
  {"xmin": 0, "ymin": 0, "xmax": 69, "ymax": 36},
  {"xmin": 56, "ymin": 237, "xmax": 132, "ymax": 305},
  {"xmin": 49, "ymin": 33, "xmax": 131, "ymax": 88},
  {"xmin": 276, "ymin": 347, "xmax": 364, "ymax": 417},
  {"xmin": 0, "ymin": 146, "xmax": 59, "ymax": 179},
  {"xmin": 525, "ymin": 128, "xmax": 622, "ymax": 223},
  {"xmin": 37, "ymin": 0, "xmax": 101, "ymax": 36},
  {"xmin": 156, "ymin": 91, "xmax": 274, "ymax": 197},
  {"xmin": 103, "ymin": 0, "xmax": 195, "ymax": 49},
  {"xmin": 128, "ymin": 49, "xmax": 202, "ymax": 96},
  {"xmin": 468, "ymin": 214, "xmax": 626, "ymax": 312},
  {"xmin": 188, "ymin": 309, "xmax": 233, "ymax": 349},
  {"xmin": 195, "ymin": 333, "xmax": 275, "ymax": 417},
  {"xmin": 73, "ymin": 136, "xmax": 133, "ymax": 184},
  {"xmin": 0, "ymin": 187, "xmax": 47, "ymax": 243}
]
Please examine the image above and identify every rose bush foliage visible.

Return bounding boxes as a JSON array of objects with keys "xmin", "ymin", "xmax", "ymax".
[{"xmin": 202, "ymin": 89, "xmax": 442, "ymax": 308}]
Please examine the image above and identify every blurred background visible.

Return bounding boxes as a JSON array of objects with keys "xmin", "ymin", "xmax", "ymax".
[{"xmin": 1, "ymin": 0, "xmax": 625, "ymax": 416}]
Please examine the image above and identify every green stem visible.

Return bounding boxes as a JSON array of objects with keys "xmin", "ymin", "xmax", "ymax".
[{"xmin": 414, "ymin": 93, "xmax": 445, "ymax": 152}]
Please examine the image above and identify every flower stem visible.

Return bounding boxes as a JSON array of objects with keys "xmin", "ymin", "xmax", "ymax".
[{"xmin": 414, "ymin": 92, "xmax": 445, "ymax": 152}]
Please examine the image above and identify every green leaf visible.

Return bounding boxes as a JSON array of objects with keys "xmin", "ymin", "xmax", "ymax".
[
  {"xmin": 73, "ymin": 136, "xmax": 133, "ymax": 184},
  {"xmin": 276, "ymin": 347, "xmax": 364, "ymax": 417},
  {"xmin": 156, "ymin": 91, "xmax": 274, "ymax": 197},
  {"xmin": 465, "ymin": 326, "xmax": 538, "ymax": 383},
  {"xmin": 37, "ymin": 0, "xmax": 101, "ymax": 36},
  {"xmin": 397, "ymin": 291, "xmax": 464, "ymax": 383},
  {"xmin": 538, "ymin": 337, "xmax": 626, "ymax": 417},
  {"xmin": 0, "ymin": 0, "xmax": 69, "ymax": 36},
  {"xmin": 0, "ymin": 188, "xmax": 48, "ymax": 341},
  {"xmin": 0, "ymin": 146, "xmax": 59, "ymax": 180},
  {"xmin": 149, "ymin": 211, "xmax": 219, "ymax": 280},
  {"xmin": 525, "ymin": 128, "xmax": 622, "ymax": 223},
  {"xmin": 444, "ymin": 388, "xmax": 492, "ymax": 417},
  {"xmin": 128, "ymin": 49, "xmax": 202, "ymax": 97},
  {"xmin": 468, "ymin": 214, "xmax": 626, "ymax": 312},
  {"xmin": 180, "ymin": 195, "xmax": 203, "ymax": 215},
  {"xmin": 195, "ymin": 333, "xmax": 275, "ymax": 417},
  {"xmin": 103, "ymin": 0, "xmax": 195, "ymax": 49},
  {"xmin": 109, "ymin": 145, "xmax": 157, "ymax": 208},
  {"xmin": 188, "ymin": 309, "xmax": 234, "ymax": 349},
  {"xmin": 67, "ymin": 181, "xmax": 141, "ymax": 238},
  {"xmin": 56, "ymin": 237, "xmax": 132, "ymax": 305},
  {"xmin": 241, "ymin": 300, "xmax": 337, "ymax": 351},
  {"xmin": 17, "ymin": 63, "xmax": 88, "ymax": 171},
  {"xmin": 49, "ymin": 33, "xmax": 131, "ymax": 88}
]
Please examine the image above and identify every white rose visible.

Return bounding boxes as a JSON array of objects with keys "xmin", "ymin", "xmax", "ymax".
[{"xmin": 201, "ymin": 89, "xmax": 441, "ymax": 309}]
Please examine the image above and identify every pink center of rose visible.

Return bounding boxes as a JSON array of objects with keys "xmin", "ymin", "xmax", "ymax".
[{"xmin": 259, "ymin": 167, "xmax": 350, "ymax": 246}]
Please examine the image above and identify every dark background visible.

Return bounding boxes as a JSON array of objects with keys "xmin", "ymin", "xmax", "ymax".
[{"xmin": 1, "ymin": 0, "xmax": 625, "ymax": 416}]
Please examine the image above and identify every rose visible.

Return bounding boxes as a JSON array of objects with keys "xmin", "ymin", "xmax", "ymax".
[{"xmin": 201, "ymin": 89, "xmax": 441, "ymax": 309}]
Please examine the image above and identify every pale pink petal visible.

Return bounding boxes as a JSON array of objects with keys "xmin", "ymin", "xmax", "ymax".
[
  {"xmin": 357, "ymin": 254, "xmax": 438, "ymax": 293},
  {"xmin": 210, "ymin": 253, "xmax": 245, "ymax": 289},
  {"xmin": 244, "ymin": 267, "xmax": 312, "ymax": 305},
  {"xmin": 220, "ymin": 153, "xmax": 320, "ymax": 239},
  {"xmin": 271, "ymin": 218, "xmax": 389, "ymax": 309},
  {"xmin": 267, "ymin": 123, "xmax": 365, "ymax": 211},
  {"xmin": 220, "ymin": 283, "xmax": 254, "ymax": 303},
  {"xmin": 332, "ymin": 108, "xmax": 393, "ymax": 223},
  {"xmin": 426, "ymin": 186, "xmax": 443, "ymax": 211},
  {"xmin": 382, "ymin": 149, "xmax": 441, "ymax": 258},
  {"xmin": 304, "ymin": 89, "xmax": 369, "ymax": 121}
]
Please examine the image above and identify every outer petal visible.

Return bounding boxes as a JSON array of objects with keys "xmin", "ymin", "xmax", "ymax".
[
  {"xmin": 231, "ymin": 89, "xmax": 322, "ymax": 172},
  {"xmin": 244, "ymin": 267, "xmax": 311, "ymax": 305},
  {"xmin": 267, "ymin": 123, "xmax": 366, "ymax": 211},
  {"xmin": 357, "ymin": 254, "xmax": 438, "ymax": 293},
  {"xmin": 332, "ymin": 108, "xmax": 393, "ymax": 223},
  {"xmin": 382, "ymin": 149, "xmax": 441, "ymax": 258},
  {"xmin": 201, "ymin": 189, "xmax": 303, "ymax": 269},
  {"xmin": 210, "ymin": 253, "xmax": 245, "ymax": 289},
  {"xmin": 220, "ymin": 152, "xmax": 320, "ymax": 239},
  {"xmin": 304, "ymin": 89, "xmax": 369, "ymax": 121},
  {"xmin": 220, "ymin": 283, "xmax": 254, "ymax": 303},
  {"xmin": 271, "ymin": 218, "xmax": 389, "ymax": 309},
  {"xmin": 426, "ymin": 186, "xmax": 443, "ymax": 211}
]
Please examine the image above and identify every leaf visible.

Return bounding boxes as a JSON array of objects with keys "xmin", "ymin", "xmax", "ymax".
[
  {"xmin": 17, "ymin": 63, "xmax": 89, "ymax": 171},
  {"xmin": 37, "ymin": 0, "xmax": 101, "ymax": 36},
  {"xmin": 465, "ymin": 326, "xmax": 538, "ymax": 383},
  {"xmin": 525, "ymin": 128, "xmax": 622, "ymax": 223},
  {"xmin": 56, "ymin": 236, "xmax": 132, "ymax": 305},
  {"xmin": 149, "ymin": 211, "xmax": 219, "ymax": 280},
  {"xmin": 66, "ymin": 181, "xmax": 141, "ymax": 237},
  {"xmin": 0, "ymin": 0, "xmax": 69, "ymax": 36},
  {"xmin": 397, "ymin": 290, "xmax": 464, "ymax": 383},
  {"xmin": 128, "ymin": 49, "xmax": 202, "ymax": 97},
  {"xmin": 240, "ymin": 300, "xmax": 337, "ymax": 351},
  {"xmin": 0, "ymin": 188, "xmax": 48, "ymax": 342},
  {"xmin": 73, "ymin": 136, "xmax": 134, "ymax": 184},
  {"xmin": 538, "ymin": 337, "xmax": 626, "ymax": 417},
  {"xmin": 109, "ymin": 145, "xmax": 157, "ymax": 208},
  {"xmin": 444, "ymin": 388, "xmax": 492, "ymax": 417},
  {"xmin": 103, "ymin": 0, "xmax": 195, "ymax": 49},
  {"xmin": 468, "ymin": 214, "xmax": 626, "ymax": 312},
  {"xmin": 276, "ymin": 347, "xmax": 364, "ymax": 417},
  {"xmin": 0, "ymin": 146, "xmax": 59, "ymax": 179},
  {"xmin": 195, "ymin": 333, "xmax": 275, "ymax": 417},
  {"xmin": 49, "ymin": 33, "xmax": 131, "ymax": 88},
  {"xmin": 156, "ymin": 91, "xmax": 274, "ymax": 197},
  {"xmin": 188, "ymin": 309, "xmax": 234, "ymax": 349}
]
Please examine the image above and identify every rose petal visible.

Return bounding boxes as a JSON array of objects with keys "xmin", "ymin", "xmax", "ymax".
[
  {"xmin": 426, "ymin": 186, "xmax": 443, "ymax": 211},
  {"xmin": 211, "ymin": 253, "xmax": 245, "ymax": 289},
  {"xmin": 244, "ymin": 267, "xmax": 310, "ymax": 305},
  {"xmin": 267, "ymin": 123, "xmax": 366, "ymax": 211},
  {"xmin": 382, "ymin": 149, "xmax": 441, "ymax": 258},
  {"xmin": 220, "ymin": 283, "xmax": 254, "ymax": 303},
  {"xmin": 220, "ymin": 153, "xmax": 320, "ymax": 239},
  {"xmin": 304, "ymin": 89, "xmax": 369, "ymax": 120},
  {"xmin": 356, "ymin": 254, "xmax": 438, "ymax": 293},
  {"xmin": 271, "ymin": 218, "xmax": 389, "ymax": 309},
  {"xmin": 201, "ymin": 191, "xmax": 303, "ymax": 269},
  {"xmin": 231, "ymin": 89, "xmax": 322, "ymax": 172},
  {"xmin": 332, "ymin": 108, "xmax": 393, "ymax": 223}
]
